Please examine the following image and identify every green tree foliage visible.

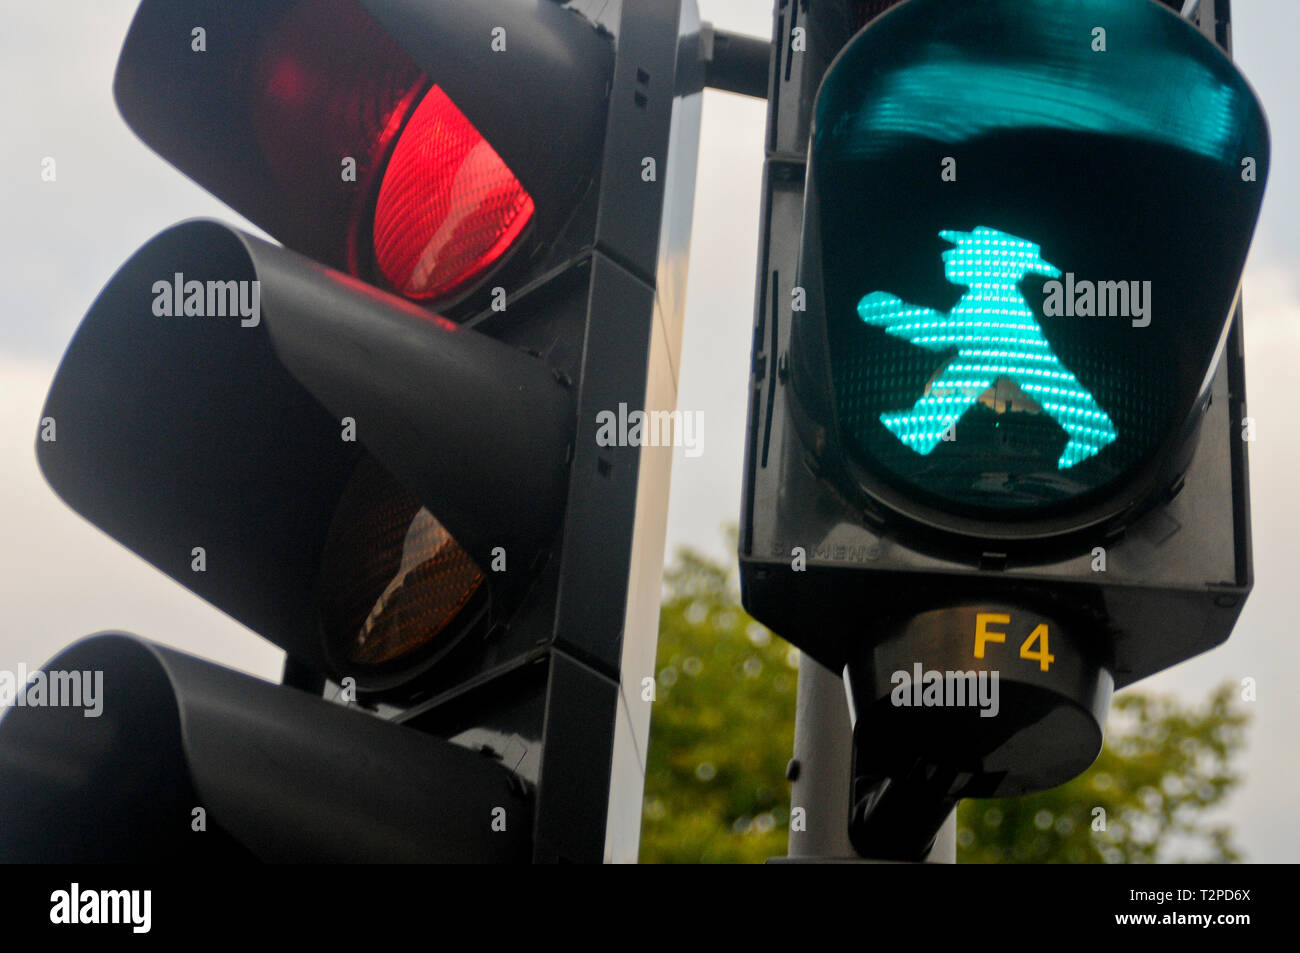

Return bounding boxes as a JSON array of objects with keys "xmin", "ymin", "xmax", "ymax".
[
  {"xmin": 639, "ymin": 547, "xmax": 796, "ymax": 863},
  {"xmin": 640, "ymin": 541, "xmax": 1250, "ymax": 864}
]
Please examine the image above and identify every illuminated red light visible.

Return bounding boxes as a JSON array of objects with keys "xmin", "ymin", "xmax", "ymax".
[{"xmin": 372, "ymin": 85, "xmax": 534, "ymax": 301}]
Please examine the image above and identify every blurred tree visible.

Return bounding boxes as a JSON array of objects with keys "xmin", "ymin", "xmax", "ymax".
[
  {"xmin": 639, "ymin": 543, "xmax": 796, "ymax": 863},
  {"xmin": 639, "ymin": 539, "xmax": 1250, "ymax": 864}
]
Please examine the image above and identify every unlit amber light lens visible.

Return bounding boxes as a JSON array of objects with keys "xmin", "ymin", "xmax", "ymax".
[
  {"xmin": 372, "ymin": 84, "xmax": 534, "ymax": 301},
  {"xmin": 320, "ymin": 459, "xmax": 483, "ymax": 668}
]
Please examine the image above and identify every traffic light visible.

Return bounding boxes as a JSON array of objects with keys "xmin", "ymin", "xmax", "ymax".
[
  {"xmin": 741, "ymin": 0, "xmax": 1268, "ymax": 859},
  {"xmin": 1, "ymin": 0, "xmax": 706, "ymax": 862}
]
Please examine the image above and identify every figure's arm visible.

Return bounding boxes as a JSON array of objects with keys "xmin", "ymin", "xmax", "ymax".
[{"xmin": 857, "ymin": 292, "xmax": 946, "ymax": 350}]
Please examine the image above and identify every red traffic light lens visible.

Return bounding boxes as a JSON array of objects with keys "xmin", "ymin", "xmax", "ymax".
[
  {"xmin": 372, "ymin": 85, "xmax": 534, "ymax": 301},
  {"xmin": 320, "ymin": 458, "xmax": 484, "ymax": 677}
]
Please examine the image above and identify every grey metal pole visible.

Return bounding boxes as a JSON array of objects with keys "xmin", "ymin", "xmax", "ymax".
[{"xmin": 786, "ymin": 654, "xmax": 955, "ymax": 863}]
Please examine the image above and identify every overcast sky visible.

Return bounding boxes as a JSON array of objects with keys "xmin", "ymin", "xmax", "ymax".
[{"xmin": 1, "ymin": 0, "xmax": 1296, "ymax": 861}]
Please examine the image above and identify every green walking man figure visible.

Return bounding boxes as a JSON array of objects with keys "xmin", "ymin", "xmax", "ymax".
[{"xmin": 857, "ymin": 226, "xmax": 1117, "ymax": 470}]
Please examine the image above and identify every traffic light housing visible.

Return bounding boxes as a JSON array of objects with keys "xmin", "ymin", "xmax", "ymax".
[
  {"xmin": 2, "ymin": 0, "xmax": 705, "ymax": 862},
  {"xmin": 741, "ymin": 0, "xmax": 1267, "ymax": 859},
  {"xmin": 111, "ymin": 0, "xmax": 614, "ymax": 310}
]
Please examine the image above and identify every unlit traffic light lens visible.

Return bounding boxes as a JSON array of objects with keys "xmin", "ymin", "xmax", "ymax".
[{"xmin": 320, "ymin": 457, "xmax": 484, "ymax": 674}]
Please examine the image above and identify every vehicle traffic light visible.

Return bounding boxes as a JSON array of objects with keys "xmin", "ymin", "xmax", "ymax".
[
  {"xmin": 741, "ymin": 0, "xmax": 1268, "ymax": 859},
  {"xmin": 0, "ymin": 0, "xmax": 707, "ymax": 863}
]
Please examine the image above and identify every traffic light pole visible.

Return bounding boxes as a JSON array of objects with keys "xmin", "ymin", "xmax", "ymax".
[
  {"xmin": 747, "ymin": 0, "xmax": 954, "ymax": 864},
  {"xmin": 786, "ymin": 656, "xmax": 955, "ymax": 862}
]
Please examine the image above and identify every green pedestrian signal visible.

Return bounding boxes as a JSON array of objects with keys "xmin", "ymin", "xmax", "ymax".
[
  {"xmin": 741, "ymin": 0, "xmax": 1269, "ymax": 860},
  {"xmin": 857, "ymin": 226, "xmax": 1118, "ymax": 471},
  {"xmin": 792, "ymin": 0, "xmax": 1268, "ymax": 530}
]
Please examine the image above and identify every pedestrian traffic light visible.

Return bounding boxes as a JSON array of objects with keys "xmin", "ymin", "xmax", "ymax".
[
  {"xmin": 741, "ymin": 0, "xmax": 1267, "ymax": 859},
  {"xmin": 1, "ymin": 0, "xmax": 707, "ymax": 862}
]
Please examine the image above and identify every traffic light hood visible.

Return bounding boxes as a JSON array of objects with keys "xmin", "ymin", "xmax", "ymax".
[
  {"xmin": 36, "ymin": 220, "xmax": 573, "ymax": 683},
  {"xmin": 113, "ymin": 0, "xmax": 614, "ymax": 295},
  {"xmin": 0, "ymin": 633, "xmax": 531, "ymax": 861},
  {"xmin": 817, "ymin": 0, "xmax": 1262, "ymax": 164}
]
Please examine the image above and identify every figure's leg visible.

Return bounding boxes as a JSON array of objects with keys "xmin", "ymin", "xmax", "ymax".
[
  {"xmin": 1016, "ymin": 373, "xmax": 1118, "ymax": 469},
  {"xmin": 879, "ymin": 364, "xmax": 992, "ymax": 456}
]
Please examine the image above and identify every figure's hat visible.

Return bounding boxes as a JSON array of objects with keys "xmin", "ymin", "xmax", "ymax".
[{"xmin": 937, "ymin": 226, "xmax": 1060, "ymax": 278}]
